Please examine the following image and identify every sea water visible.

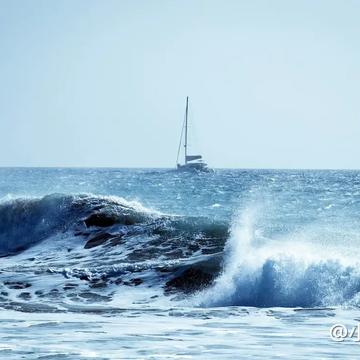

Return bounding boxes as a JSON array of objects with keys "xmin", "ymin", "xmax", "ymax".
[{"xmin": 0, "ymin": 168, "xmax": 360, "ymax": 359}]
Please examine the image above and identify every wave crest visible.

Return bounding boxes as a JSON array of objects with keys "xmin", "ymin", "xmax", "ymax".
[
  {"xmin": 0, "ymin": 193, "xmax": 157, "ymax": 256},
  {"xmin": 0, "ymin": 193, "xmax": 228, "ymax": 259},
  {"xmin": 196, "ymin": 207, "xmax": 360, "ymax": 308}
]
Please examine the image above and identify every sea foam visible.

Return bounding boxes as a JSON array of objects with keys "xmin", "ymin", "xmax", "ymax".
[{"xmin": 196, "ymin": 206, "xmax": 360, "ymax": 308}]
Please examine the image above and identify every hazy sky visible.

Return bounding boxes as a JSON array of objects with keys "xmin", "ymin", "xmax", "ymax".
[{"xmin": 0, "ymin": 0, "xmax": 359, "ymax": 168}]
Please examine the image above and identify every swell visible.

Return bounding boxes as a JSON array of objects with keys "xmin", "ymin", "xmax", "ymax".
[
  {"xmin": 0, "ymin": 194, "xmax": 78, "ymax": 256},
  {"xmin": 0, "ymin": 193, "xmax": 229, "ymax": 258},
  {"xmin": 0, "ymin": 193, "xmax": 228, "ymax": 311},
  {"xmin": 4, "ymin": 194, "xmax": 360, "ymax": 310}
]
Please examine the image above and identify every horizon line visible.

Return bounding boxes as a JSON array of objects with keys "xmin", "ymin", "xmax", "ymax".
[{"xmin": 0, "ymin": 166, "xmax": 359, "ymax": 171}]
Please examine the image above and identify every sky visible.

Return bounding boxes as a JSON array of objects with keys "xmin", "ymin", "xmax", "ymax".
[{"xmin": 0, "ymin": 0, "xmax": 359, "ymax": 169}]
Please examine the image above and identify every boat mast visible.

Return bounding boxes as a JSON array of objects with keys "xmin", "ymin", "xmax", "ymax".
[{"xmin": 184, "ymin": 96, "xmax": 189, "ymax": 164}]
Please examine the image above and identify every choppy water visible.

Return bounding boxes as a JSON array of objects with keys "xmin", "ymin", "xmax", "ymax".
[{"xmin": 1, "ymin": 168, "xmax": 360, "ymax": 359}]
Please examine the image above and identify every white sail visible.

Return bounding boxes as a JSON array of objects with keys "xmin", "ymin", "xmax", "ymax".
[{"xmin": 176, "ymin": 97, "xmax": 210, "ymax": 172}]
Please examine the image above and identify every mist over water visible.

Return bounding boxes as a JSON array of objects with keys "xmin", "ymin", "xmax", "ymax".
[{"xmin": 1, "ymin": 168, "xmax": 360, "ymax": 358}]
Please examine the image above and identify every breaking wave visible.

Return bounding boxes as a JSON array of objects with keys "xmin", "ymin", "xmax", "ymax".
[
  {"xmin": 0, "ymin": 192, "xmax": 228, "ymax": 260},
  {"xmin": 0, "ymin": 193, "xmax": 228, "ymax": 312},
  {"xmin": 0, "ymin": 193, "xmax": 158, "ymax": 256},
  {"xmin": 196, "ymin": 207, "xmax": 360, "ymax": 308},
  {"xmin": 2, "ymin": 193, "xmax": 360, "ymax": 309}
]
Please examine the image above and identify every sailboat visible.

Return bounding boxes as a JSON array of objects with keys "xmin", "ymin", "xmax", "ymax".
[{"xmin": 176, "ymin": 97, "xmax": 210, "ymax": 172}]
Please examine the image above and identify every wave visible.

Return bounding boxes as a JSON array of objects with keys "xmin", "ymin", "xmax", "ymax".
[
  {"xmin": 0, "ymin": 193, "xmax": 228, "ymax": 311},
  {"xmin": 195, "ymin": 207, "xmax": 360, "ymax": 308},
  {"xmin": 0, "ymin": 193, "xmax": 158, "ymax": 256},
  {"xmin": 4, "ymin": 194, "xmax": 360, "ymax": 309},
  {"xmin": 0, "ymin": 193, "xmax": 228, "ymax": 258}
]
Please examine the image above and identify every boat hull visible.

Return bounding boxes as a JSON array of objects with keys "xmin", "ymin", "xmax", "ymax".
[{"xmin": 177, "ymin": 163, "xmax": 211, "ymax": 172}]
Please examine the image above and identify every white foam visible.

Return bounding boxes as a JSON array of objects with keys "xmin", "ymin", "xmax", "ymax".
[{"xmin": 194, "ymin": 205, "xmax": 360, "ymax": 308}]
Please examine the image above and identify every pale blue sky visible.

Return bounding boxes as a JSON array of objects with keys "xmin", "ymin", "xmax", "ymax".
[{"xmin": 0, "ymin": 0, "xmax": 359, "ymax": 168}]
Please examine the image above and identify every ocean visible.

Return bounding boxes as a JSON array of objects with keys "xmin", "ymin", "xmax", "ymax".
[{"xmin": 0, "ymin": 167, "xmax": 359, "ymax": 359}]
